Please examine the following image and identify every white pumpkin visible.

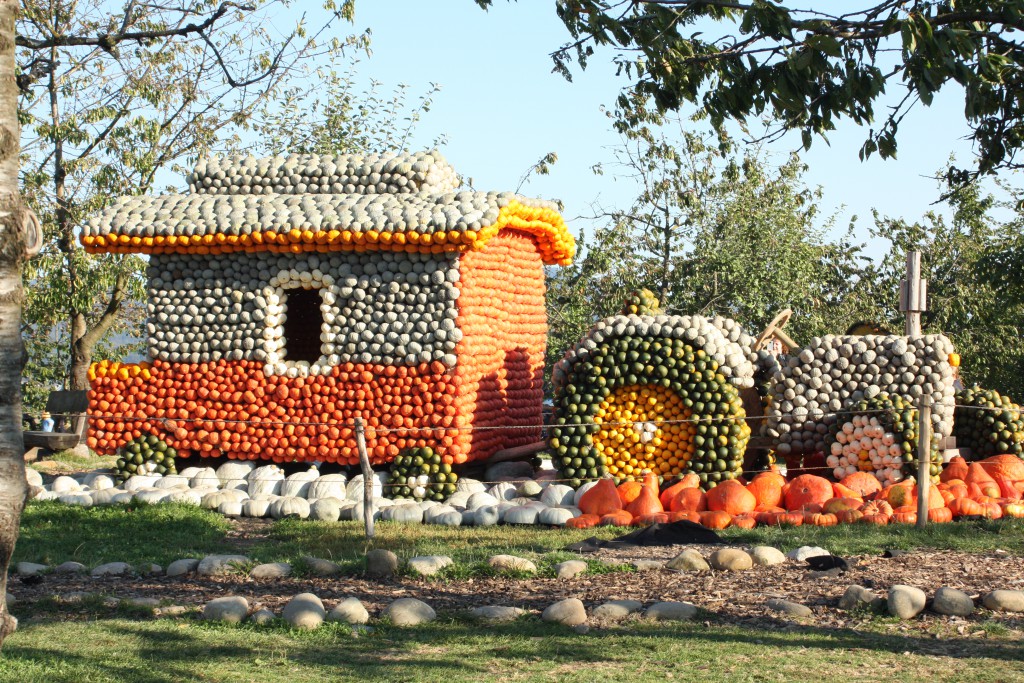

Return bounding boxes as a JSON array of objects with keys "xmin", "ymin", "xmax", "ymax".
[
  {"xmin": 269, "ymin": 496, "xmax": 310, "ymax": 519},
  {"xmin": 281, "ymin": 467, "xmax": 319, "ymax": 498},
  {"xmin": 247, "ymin": 465, "xmax": 284, "ymax": 497},
  {"xmin": 308, "ymin": 473, "xmax": 347, "ymax": 500},
  {"xmin": 540, "ymin": 484, "xmax": 575, "ymax": 507}
]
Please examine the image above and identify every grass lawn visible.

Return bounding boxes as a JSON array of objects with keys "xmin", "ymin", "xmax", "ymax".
[
  {"xmin": 6, "ymin": 501, "xmax": 1024, "ymax": 682},
  {"xmin": 1, "ymin": 614, "xmax": 1022, "ymax": 683},
  {"xmin": 13, "ymin": 501, "xmax": 1024, "ymax": 571}
]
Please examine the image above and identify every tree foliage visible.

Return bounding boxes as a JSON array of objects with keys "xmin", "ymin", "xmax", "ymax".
[
  {"xmin": 478, "ymin": 0, "xmax": 1024, "ymax": 179},
  {"xmin": 868, "ymin": 173, "xmax": 1024, "ymax": 396},
  {"xmin": 18, "ymin": 0, "xmax": 363, "ymax": 393},
  {"xmin": 544, "ymin": 105, "xmax": 875, "ymax": 390}
]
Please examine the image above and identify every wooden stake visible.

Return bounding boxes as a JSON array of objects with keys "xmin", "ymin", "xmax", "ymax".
[
  {"xmin": 902, "ymin": 250, "xmax": 924, "ymax": 337},
  {"xmin": 355, "ymin": 417, "xmax": 374, "ymax": 540},
  {"xmin": 916, "ymin": 396, "xmax": 932, "ymax": 528}
]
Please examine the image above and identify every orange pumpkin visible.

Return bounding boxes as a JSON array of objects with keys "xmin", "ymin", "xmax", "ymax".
[
  {"xmin": 839, "ymin": 471, "xmax": 883, "ymax": 498},
  {"xmin": 823, "ymin": 497, "xmax": 863, "ymax": 515},
  {"xmin": 566, "ymin": 513, "xmax": 601, "ymax": 529},
  {"xmin": 774, "ymin": 511, "xmax": 804, "ymax": 527},
  {"xmin": 946, "ymin": 482, "xmax": 969, "ymax": 500},
  {"xmin": 995, "ymin": 476, "xmax": 1022, "ymax": 501},
  {"xmin": 730, "ymin": 514, "xmax": 757, "ymax": 529},
  {"xmin": 670, "ymin": 487, "xmax": 708, "ymax": 513},
  {"xmin": 979, "ymin": 454, "xmax": 1024, "ymax": 482},
  {"xmin": 941, "ymin": 456, "xmax": 969, "ymax": 482},
  {"xmin": 746, "ymin": 474, "xmax": 784, "ymax": 508},
  {"xmin": 965, "ymin": 462, "xmax": 996, "ymax": 486},
  {"xmin": 927, "ymin": 507, "xmax": 953, "ymax": 523},
  {"xmin": 625, "ymin": 484, "xmax": 665, "ymax": 519},
  {"xmin": 659, "ymin": 475, "xmax": 700, "ymax": 509},
  {"xmin": 948, "ymin": 497, "xmax": 983, "ymax": 517},
  {"xmin": 616, "ymin": 481, "xmax": 644, "ymax": 507},
  {"xmin": 891, "ymin": 509, "xmax": 918, "ymax": 524},
  {"xmin": 699, "ymin": 510, "xmax": 733, "ymax": 530},
  {"xmin": 980, "ymin": 501, "xmax": 1003, "ymax": 519},
  {"xmin": 633, "ymin": 512, "xmax": 670, "ymax": 526},
  {"xmin": 578, "ymin": 478, "xmax": 623, "ymax": 516},
  {"xmin": 911, "ymin": 482, "xmax": 946, "ymax": 509},
  {"xmin": 836, "ymin": 508, "xmax": 864, "ymax": 524},
  {"xmin": 859, "ymin": 500, "xmax": 893, "ymax": 518},
  {"xmin": 667, "ymin": 510, "xmax": 701, "ymax": 523},
  {"xmin": 783, "ymin": 474, "xmax": 833, "ymax": 511},
  {"xmin": 805, "ymin": 512, "xmax": 838, "ymax": 527},
  {"xmin": 706, "ymin": 480, "xmax": 757, "ymax": 515},
  {"xmin": 600, "ymin": 510, "xmax": 635, "ymax": 527}
]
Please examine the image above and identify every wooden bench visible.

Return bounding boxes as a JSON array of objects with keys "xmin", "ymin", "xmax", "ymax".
[{"xmin": 23, "ymin": 390, "xmax": 89, "ymax": 452}]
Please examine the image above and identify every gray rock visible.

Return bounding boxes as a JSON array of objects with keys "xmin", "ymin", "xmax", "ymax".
[
  {"xmin": 53, "ymin": 561, "xmax": 86, "ymax": 574},
  {"xmin": 982, "ymin": 590, "xmax": 1024, "ymax": 613},
  {"xmin": 203, "ymin": 596, "xmax": 249, "ymax": 623},
  {"xmin": 485, "ymin": 461, "xmax": 534, "ymax": 481},
  {"xmin": 767, "ymin": 599, "xmax": 813, "ymax": 618},
  {"xmin": 666, "ymin": 550, "xmax": 710, "ymax": 572},
  {"xmin": 16, "ymin": 562, "xmax": 47, "ymax": 576},
  {"xmin": 302, "ymin": 556, "xmax": 343, "ymax": 577},
  {"xmin": 143, "ymin": 564, "xmax": 163, "ymax": 576},
  {"xmin": 366, "ymin": 549, "xmax": 399, "ymax": 578},
  {"xmin": 592, "ymin": 600, "xmax": 643, "ymax": 621},
  {"xmin": 328, "ymin": 597, "xmax": 370, "ymax": 625},
  {"xmin": 4, "ymin": 592, "xmax": 13, "ymax": 606},
  {"xmin": 554, "ymin": 560, "xmax": 588, "ymax": 580},
  {"xmin": 166, "ymin": 558, "xmax": 200, "ymax": 578},
  {"xmin": 126, "ymin": 597, "xmax": 161, "ymax": 609},
  {"xmin": 384, "ymin": 598, "xmax": 436, "ymax": 626},
  {"xmin": 158, "ymin": 605, "xmax": 189, "ymax": 617},
  {"xmin": 932, "ymin": 587, "xmax": 975, "ymax": 616},
  {"xmin": 541, "ymin": 598, "xmax": 587, "ymax": 626},
  {"xmin": 644, "ymin": 601, "xmax": 698, "ymax": 621},
  {"xmin": 91, "ymin": 562, "xmax": 132, "ymax": 577},
  {"xmin": 750, "ymin": 546, "xmax": 787, "ymax": 567},
  {"xmin": 196, "ymin": 554, "xmax": 249, "ymax": 577},
  {"xmin": 469, "ymin": 605, "xmax": 526, "ymax": 622},
  {"xmin": 282, "ymin": 593, "xmax": 326, "ymax": 630},
  {"xmin": 250, "ymin": 562, "xmax": 292, "ymax": 580},
  {"xmin": 631, "ymin": 560, "xmax": 664, "ymax": 572},
  {"xmin": 487, "ymin": 555, "xmax": 537, "ymax": 573},
  {"xmin": 709, "ymin": 548, "xmax": 753, "ymax": 571},
  {"xmin": 786, "ymin": 546, "xmax": 830, "ymax": 562},
  {"xmin": 249, "ymin": 608, "xmax": 276, "ymax": 625},
  {"xmin": 888, "ymin": 585, "xmax": 927, "ymax": 619},
  {"xmin": 407, "ymin": 555, "xmax": 452, "ymax": 577},
  {"xmin": 838, "ymin": 585, "xmax": 884, "ymax": 611}
]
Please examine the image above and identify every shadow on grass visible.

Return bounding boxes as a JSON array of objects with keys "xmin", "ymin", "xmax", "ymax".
[{"xmin": 2, "ymin": 610, "xmax": 1022, "ymax": 683}]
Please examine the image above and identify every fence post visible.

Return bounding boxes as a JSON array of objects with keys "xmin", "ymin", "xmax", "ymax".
[
  {"xmin": 916, "ymin": 395, "xmax": 932, "ymax": 528},
  {"xmin": 355, "ymin": 417, "xmax": 375, "ymax": 540}
]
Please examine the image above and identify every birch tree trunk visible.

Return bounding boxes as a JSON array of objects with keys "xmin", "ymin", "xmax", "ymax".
[{"xmin": 0, "ymin": 0, "xmax": 42, "ymax": 651}]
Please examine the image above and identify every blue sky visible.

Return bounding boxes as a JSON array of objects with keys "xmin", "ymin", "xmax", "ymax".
[{"xmin": 289, "ymin": 2, "xmax": 988, "ymax": 257}]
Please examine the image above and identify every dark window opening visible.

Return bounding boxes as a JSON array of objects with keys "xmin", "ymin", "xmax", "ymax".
[{"xmin": 282, "ymin": 287, "xmax": 324, "ymax": 363}]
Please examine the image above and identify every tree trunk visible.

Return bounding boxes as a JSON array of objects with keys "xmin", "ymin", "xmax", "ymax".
[
  {"xmin": 70, "ymin": 313, "xmax": 89, "ymax": 390},
  {"xmin": 0, "ymin": 0, "xmax": 38, "ymax": 650}
]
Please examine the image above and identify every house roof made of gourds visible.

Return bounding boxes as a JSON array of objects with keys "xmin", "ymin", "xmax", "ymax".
[{"xmin": 81, "ymin": 151, "xmax": 575, "ymax": 265}]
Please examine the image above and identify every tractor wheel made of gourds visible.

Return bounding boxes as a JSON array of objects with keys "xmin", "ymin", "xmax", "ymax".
[
  {"xmin": 550, "ymin": 302, "xmax": 754, "ymax": 488},
  {"xmin": 824, "ymin": 392, "xmax": 942, "ymax": 485}
]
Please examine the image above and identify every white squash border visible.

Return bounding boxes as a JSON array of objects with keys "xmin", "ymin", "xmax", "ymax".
[{"xmin": 262, "ymin": 268, "xmax": 342, "ymax": 377}]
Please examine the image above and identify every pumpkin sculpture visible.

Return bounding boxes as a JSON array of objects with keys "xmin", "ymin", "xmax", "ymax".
[
  {"xmin": 84, "ymin": 151, "xmax": 574, "ymax": 466},
  {"xmin": 550, "ymin": 292, "xmax": 763, "ymax": 487},
  {"xmin": 953, "ymin": 385, "xmax": 1024, "ymax": 458}
]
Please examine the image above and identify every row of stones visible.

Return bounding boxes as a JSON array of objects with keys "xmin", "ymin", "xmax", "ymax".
[{"xmin": 839, "ymin": 583, "xmax": 1024, "ymax": 618}]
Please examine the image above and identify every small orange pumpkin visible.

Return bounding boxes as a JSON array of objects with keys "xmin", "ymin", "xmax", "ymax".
[
  {"xmin": 667, "ymin": 510, "xmax": 701, "ymax": 523},
  {"xmin": 670, "ymin": 487, "xmax": 708, "ymax": 513},
  {"xmin": 836, "ymin": 508, "xmax": 864, "ymax": 524},
  {"xmin": 948, "ymin": 497, "xmax": 983, "ymax": 517},
  {"xmin": 600, "ymin": 510, "xmax": 634, "ymax": 527},
  {"xmin": 840, "ymin": 471, "xmax": 883, "ymax": 498},
  {"xmin": 805, "ymin": 512, "xmax": 838, "ymax": 527},
  {"xmin": 706, "ymin": 480, "xmax": 757, "ymax": 516},
  {"xmin": 566, "ymin": 513, "xmax": 601, "ymax": 529},
  {"xmin": 784, "ymin": 474, "xmax": 833, "ymax": 511},
  {"xmin": 616, "ymin": 481, "xmax": 644, "ymax": 506},
  {"xmin": 659, "ymin": 475, "xmax": 700, "ymax": 509},
  {"xmin": 730, "ymin": 514, "xmax": 757, "ymax": 529},
  {"xmin": 927, "ymin": 507, "xmax": 953, "ymax": 523},
  {"xmin": 699, "ymin": 510, "xmax": 733, "ymax": 530},
  {"xmin": 774, "ymin": 511, "xmax": 804, "ymax": 527}
]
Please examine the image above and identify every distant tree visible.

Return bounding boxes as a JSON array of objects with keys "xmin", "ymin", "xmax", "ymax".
[
  {"xmin": 19, "ymin": 0, "xmax": 364, "ymax": 393},
  {"xmin": 478, "ymin": 1, "xmax": 1024, "ymax": 179}
]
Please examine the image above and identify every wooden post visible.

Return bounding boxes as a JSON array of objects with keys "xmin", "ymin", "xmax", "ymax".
[
  {"xmin": 916, "ymin": 396, "xmax": 932, "ymax": 528},
  {"xmin": 901, "ymin": 251, "xmax": 925, "ymax": 337},
  {"xmin": 355, "ymin": 417, "xmax": 374, "ymax": 540}
]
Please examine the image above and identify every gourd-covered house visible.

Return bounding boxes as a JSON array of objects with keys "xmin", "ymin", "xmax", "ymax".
[{"xmin": 84, "ymin": 151, "xmax": 574, "ymax": 467}]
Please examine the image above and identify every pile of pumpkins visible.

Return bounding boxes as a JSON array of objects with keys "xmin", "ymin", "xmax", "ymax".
[
  {"xmin": 954, "ymin": 385, "xmax": 1024, "ymax": 458},
  {"xmin": 568, "ymin": 453, "xmax": 1024, "ymax": 529}
]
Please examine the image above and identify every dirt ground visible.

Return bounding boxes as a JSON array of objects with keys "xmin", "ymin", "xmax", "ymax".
[{"xmin": 12, "ymin": 516, "xmax": 1024, "ymax": 637}]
